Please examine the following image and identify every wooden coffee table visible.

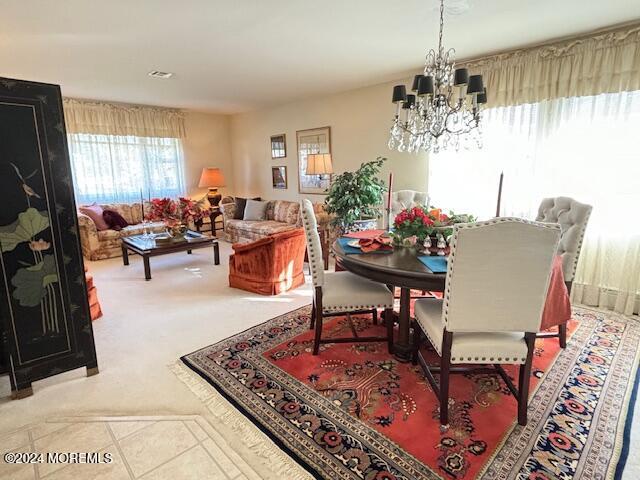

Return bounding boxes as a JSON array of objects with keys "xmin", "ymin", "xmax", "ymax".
[{"xmin": 121, "ymin": 230, "xmax": 220, "ymax": 280}]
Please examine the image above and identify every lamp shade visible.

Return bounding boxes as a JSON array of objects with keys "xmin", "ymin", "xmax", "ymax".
[
  {"xmin": 453, "ymin": 68, "xmax": 469, "ymax": 86},
  {"xmin": 402, "ymin": 94, "xmax": 416, "ymax": 109},
  {"xmin": 411, "ymin": 74, "xmax": 424, "ymax": 92},
  {"xmin": 306, "ymin": 153, "xmax": 333, "ymax": 175},
  {"xmin": 392, "ymin": 85, "xmax": 407, "ymax": 104},
  {"xmin": 417, "ymin": 76, "xmax": 434, "ymax": 96},
  {"xmin": 467, "ymin": 75, "xmax": 484, "ymax": 94},
  {"xmin": 198, "ymin": 168, "xmax": 226, "ymax": 188},
  {"xmin": 477, "ymin": 87, "xmax": 487, "ymax": 104}
]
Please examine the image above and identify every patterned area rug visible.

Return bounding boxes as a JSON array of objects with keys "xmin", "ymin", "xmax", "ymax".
[{"xmin": 180, "ymin": 306, "xmax": 640, "ymax": 480}]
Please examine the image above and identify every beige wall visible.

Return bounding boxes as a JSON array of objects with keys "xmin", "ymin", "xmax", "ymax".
[
  {"xmin": 182, "ymin": 111, "xmax": 232, "ymax": 200},
  {"xmin": 229, "ymin": 78, "xmax": 429, "ymax": 203}
]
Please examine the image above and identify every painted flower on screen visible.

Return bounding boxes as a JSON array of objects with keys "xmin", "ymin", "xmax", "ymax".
[{"xmin": 29, "ymin": 239, "xmax": 51, "ymax": 251}]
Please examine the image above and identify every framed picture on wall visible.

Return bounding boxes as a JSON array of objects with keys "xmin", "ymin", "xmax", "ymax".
[
  {"xmin": 272, "ymin": 166, "xmax": 287, "ymax": 189},
  {"xmin": 297, "ymin": 126, "xmax": 331, "ymax": 194},
  {"xmin": 270, "ymin": 134, "xmax": 286, "ymax": 159}
]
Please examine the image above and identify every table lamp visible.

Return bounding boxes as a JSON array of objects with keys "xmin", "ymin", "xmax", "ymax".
[
  {"xmin": 198, "ymin": 168, "xmax": 226, "ymax": 207},
  {"xmin": 306, "ymin": 153, "xmax": 333, "ymax": 177}
]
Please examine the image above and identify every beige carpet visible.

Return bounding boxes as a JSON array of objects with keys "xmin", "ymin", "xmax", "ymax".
[
  {"xmin": 0, "ymin": 240, "xmax": 638, "ymax": 479},
  {"xmin": 0, "ymin": 242, "xmax": 311, "ymax": 444}
]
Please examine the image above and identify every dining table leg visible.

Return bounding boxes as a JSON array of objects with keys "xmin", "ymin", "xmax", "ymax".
[{"xmin": 394, "ymin": 287, "xmax": 413, "ymax": 362}]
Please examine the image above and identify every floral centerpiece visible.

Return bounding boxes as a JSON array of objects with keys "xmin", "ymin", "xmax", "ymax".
[
  {"xmin": 146, "ymin": 197, "xmax": 211, "ymax": 235},
  {"xmin": 391, "ymin": 205, "xmax": 475, "ymax": 253}
]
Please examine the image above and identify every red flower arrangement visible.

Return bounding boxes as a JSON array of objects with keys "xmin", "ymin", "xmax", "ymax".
[
  {"xmin": 146, "ymin": 197, "xmax": 211, "ymax": 226},
  {"xmin": 177, "ymin": 197, "xmax": 211, "ymax": 224},
  {"xmin": 392, "ymin": 205, "xmax": 474, "ymax": 245}
]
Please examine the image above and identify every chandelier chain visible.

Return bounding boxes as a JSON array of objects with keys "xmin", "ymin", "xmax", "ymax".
[{"xmin": 438, "ymin": 0, "xmax": 444, "ymax": 54}]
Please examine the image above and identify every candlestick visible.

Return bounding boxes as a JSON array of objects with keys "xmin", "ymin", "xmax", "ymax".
[
  {"xmin": 495, "ymin": 171, "xmax": 504, "ymax": 217},
  {"xmin": 386, "ymin": 172, "xmax": 393, "ymax": 231},
  {"xmin": 140, "ymin": 190, "xmax": 144, "ymax": 220}
]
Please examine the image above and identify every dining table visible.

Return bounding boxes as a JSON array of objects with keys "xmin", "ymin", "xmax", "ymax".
[
  {"xmin": 333, "ymin": 237, "xmax": 572, "ymax": 362},
  {"xmin": 333, "ymin": 240, "xmax": 446, "ymax": 361}
]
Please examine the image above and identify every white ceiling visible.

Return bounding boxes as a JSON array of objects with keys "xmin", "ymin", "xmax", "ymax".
[{"xmin": 2, "ymin": 0, "xmax": 639, "ymax": 113}]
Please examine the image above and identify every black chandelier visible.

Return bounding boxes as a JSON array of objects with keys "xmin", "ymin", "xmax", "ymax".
[{"xmin": 388, "ymin": 0, "xmax": 487, "ymax": 153}]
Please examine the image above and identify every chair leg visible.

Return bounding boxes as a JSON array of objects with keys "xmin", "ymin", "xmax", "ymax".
[
  {"xmin": 313, "ymin": 311, "xmax": 322, "ymax": 356},
  {"xmin": 312, "ymin": 287, "xmax": 323, "ymax": 356},
  {"xmin": 411, "ymin": 321, "xmax": 421, "ymax": 365},
  {"xmin": 385, "ymin": 308, "xmax": 394, "ymax": 354},
  {"xmin": 372, "ymin": 308, "xmax": 378, "ymax": 325},
  {"xmin": 559, "ymin": 323, "xmax": 567, "ymax": 349},
  {"xmin": 439, "ymin": 331, "xmax": 453, "ymax": 426},
  {"xmin": 560, "ymin": 280, "xmax": 572, "ymax": 349},
  {"xmin": 518, "ymin": 332, "xmax": 536, "ymax": 426},
  {"xmin": 310, "ymin": 301, "xmax": 316, "ymax": 330}
]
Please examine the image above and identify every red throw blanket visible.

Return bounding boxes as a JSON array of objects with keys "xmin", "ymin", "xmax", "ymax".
[{"xmin": 540, "ymin": 255, "xmax": 571, "ymax": 330}]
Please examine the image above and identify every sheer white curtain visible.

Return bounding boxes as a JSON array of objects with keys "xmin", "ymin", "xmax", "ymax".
[
  {"xmin": 68, "ymin": 133, "xmax": 186, "ymax": 205},
  {"xmin": 430, "ymin": 90, "xmax": 640, "ymax": 315}
]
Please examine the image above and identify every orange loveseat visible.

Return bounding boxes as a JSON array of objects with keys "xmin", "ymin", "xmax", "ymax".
[{"xmin": 229, "ymin": 228, "xmax": 307, "ymax": 295}]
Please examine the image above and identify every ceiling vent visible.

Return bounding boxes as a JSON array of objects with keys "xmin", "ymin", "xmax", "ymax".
[{"xmin": 148, "ymin": 70, "xmax": 174, "ymax": 79}]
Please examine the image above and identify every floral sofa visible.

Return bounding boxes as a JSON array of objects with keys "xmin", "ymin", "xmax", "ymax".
[
  {"xmin": 77, "ymin": 202, "xmax": 166, "ymax": 260},
  {"xmin": 219, "ymin": 197, "xmax": 331, "ymax": 244}
]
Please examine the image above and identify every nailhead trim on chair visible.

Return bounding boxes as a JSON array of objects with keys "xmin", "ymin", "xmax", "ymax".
[
  {"xmin": 441, "ymin": 217, "xmax": 561, "ymax": 329},
  {"xmin": 451, "ymin": 355, "xmax": 525, "ymax": 364},
  {"xmin": 536, "ymin": 197, "xmax": 592, "ymax": 283},
  {"xmin": 415, "ymin": 217, "xmax": 561, "ymax": 365},
  {"xmin": 323, "ymin": 303, "xmax": 393, "ymax": 313},
  {"xmin": 300, "ymin": 200, "xmax": 325, "ymax": 287}
]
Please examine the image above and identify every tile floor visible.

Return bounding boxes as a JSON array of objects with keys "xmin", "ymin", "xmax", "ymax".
[{"xmin": 0, "ymin": 415, "xmax": 262, "ymax": 480}]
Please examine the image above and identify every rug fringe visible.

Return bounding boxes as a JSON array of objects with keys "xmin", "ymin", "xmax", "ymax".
[{"xmin": 170, "ymin": 360, "xmax": 312, "ymax": 480}]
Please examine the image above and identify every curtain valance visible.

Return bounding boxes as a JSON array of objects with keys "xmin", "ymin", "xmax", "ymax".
[
  {"xmin": 459, "ymin": 22, "xmax": 640, "ymax": 108},
  {"xmin": 62, "ymin": 98, "xmax": 186, "ymax": 138}
]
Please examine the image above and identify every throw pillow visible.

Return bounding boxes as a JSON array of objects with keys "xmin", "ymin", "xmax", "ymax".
[
  {"xmin": 79, "ymin": 203, "xmax": 110, "ymax": 231},
  {"xmin": 243, "ymin": 199, "xmax": 268, "ymax": 221},
  {"xmin": 102, "ymin": 209, "xmax": 129, "ymax": 231},
  {"xmin": 233, "ymin": 196, "xmax": 261, "ymax": 219}
]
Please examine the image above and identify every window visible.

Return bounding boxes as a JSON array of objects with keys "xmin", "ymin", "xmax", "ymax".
[
  {"xmin": 429, "ymin": 90, "xmax": 640, "ymax": 313},
  {"xmin": 67, "ymin": 133, "xmax": 186, "ymax": 204}
]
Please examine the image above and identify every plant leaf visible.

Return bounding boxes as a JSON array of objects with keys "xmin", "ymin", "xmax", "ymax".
[
  {"xmin": 0, "ymin": 208, "xmax": 49, "ymax": 252},
  {"xmin": 11, "ymin": 255, "xmax": 58, "ymax": 307}
]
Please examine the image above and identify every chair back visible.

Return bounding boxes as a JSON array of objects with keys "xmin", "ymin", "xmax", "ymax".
[
  {"xmin": 535, "ymin": 197, "xmax": 592, "ymax": 282},
  {"xmin": 391, "ymin": 190, "xmax": 429, "ymax": 217},
  {"xmin": 443, "ymin": 218, "xmax": 561, "ymax": 333},
  {"xmin": 300, "ymin": 199, "xmax": 325, "ymax": 287},
  {"xmin": 390, "ymin": 190, "xmax": 429, "ymax": 230}
]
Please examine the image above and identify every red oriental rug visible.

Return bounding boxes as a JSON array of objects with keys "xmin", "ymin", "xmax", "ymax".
[{"xmin": 179, "ymin": 306, "xmax": 640, "ymax": 480}]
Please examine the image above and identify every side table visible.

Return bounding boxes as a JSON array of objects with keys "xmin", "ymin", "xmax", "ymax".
[{"xmin": 196, "ymin": 208, "xmax": 224, "ymax": 237}]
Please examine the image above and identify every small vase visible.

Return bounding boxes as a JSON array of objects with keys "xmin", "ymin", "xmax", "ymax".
[{"xmin": 169, "ymin": 223, "xmax": 187, "ymax": 237}]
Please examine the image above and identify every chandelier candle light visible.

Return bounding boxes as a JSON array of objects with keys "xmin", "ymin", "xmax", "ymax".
[{"xmin": 388, "ymin": 0, "xmax": 487, "ymax": 153}]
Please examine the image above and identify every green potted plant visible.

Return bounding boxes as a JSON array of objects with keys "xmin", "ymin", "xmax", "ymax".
[{"xmin": 324, "ymin": 157, "xmax": 387, "ymax": 233}]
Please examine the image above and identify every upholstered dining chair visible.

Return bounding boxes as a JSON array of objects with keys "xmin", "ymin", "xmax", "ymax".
[
  {"xmin": 389, "ymin": 190, "xmax": 429, "ymax": 229},
  {"xmin": 535, "ymin": 197, "xmax": 592, "ymax": 347},
  {"xmin": 300, "ymin": 199, "xmax": 394, "ymax": 355},
  {"xmin": 412, "ymin": 218, "xmax": 561, "ymax": 427},
  {"xmin": 389, "ymin": 190, "xmax": 431, "ymax": 296}
]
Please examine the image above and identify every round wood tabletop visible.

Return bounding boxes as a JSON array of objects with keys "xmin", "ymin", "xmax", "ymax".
[{"xmin": 333, "ymin": 240, "xmax": 446, "ymax": 291}]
